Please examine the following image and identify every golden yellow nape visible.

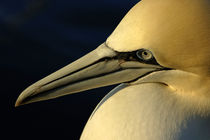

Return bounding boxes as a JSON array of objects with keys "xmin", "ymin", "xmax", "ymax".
[
  {"xmin": 15, "ymin": 0, "xmax": 210, "ymax": 140},
  {"xmin": 107, "ymin": 0, "xmax": 210, "ymax": 76}
]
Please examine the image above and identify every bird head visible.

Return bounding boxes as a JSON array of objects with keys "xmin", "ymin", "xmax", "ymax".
[
  {"xmin": 15, "ymin": 0, "xmax": 210, "ymax": 111},
  {"xmin": 107, "ymin": 0, "xmax": 210, "ymax": 76}
]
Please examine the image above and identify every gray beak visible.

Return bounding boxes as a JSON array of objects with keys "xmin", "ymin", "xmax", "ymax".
[{"xmin": 15, "ymin": 43, "xmax": 162, "ymax": 106}]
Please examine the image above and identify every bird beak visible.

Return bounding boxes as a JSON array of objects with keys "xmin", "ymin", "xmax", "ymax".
[{"xmin": 15, "ymin": 43, "xmax": 162, "ymax": 106}]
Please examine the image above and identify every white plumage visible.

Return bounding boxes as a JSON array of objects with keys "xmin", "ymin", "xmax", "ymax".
[{"xmin": 16, "ymin": 0, "xmax": 210, "ymax": 139}]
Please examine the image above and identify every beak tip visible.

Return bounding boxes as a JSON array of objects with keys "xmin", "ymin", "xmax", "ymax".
[
  {"xmin": 15, "ymin": 93, "xmax": 27, "ymax": 107},
  {"xmin": 14, "ymin": 102, "xmax": 20, "ymax": 107},
  {"xmin": 15, "ymin": 86, "xmax": 36, "ymax": 107},
  {"xmin": 15, "ymin": 97, "xmax": 23, "ymax": 107}
]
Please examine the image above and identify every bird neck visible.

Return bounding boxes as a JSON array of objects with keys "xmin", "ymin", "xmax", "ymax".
[{"xmin": 81, "ymin": 83, "xmax": 208, "ymax": 140}]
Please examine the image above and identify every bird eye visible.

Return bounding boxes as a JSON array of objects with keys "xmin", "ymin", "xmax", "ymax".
[{"xmin": 136, "ymin": 49, "xmax": 153, "ymax": 61}]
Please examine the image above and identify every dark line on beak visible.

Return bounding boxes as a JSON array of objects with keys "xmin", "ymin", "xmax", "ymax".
[
  {"xmin": 127, "ymin": 67, "xmax": 172, "ymax": 83},
  {"xmin": 41, "ymin": 49, "xmax": 169, "ymax": 88},
  {"xmin": 89, "ymin": 68, "xmax": 172, "ymax": 119},
  {"xmin": 42, "ymin": 57, "xmax": 112, "ymax": 87},
  {"xmin": 20, "ymin": 67, "xmax": 132, "ymax": 104}
]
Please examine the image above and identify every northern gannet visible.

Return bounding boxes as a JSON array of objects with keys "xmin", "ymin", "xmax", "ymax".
[{"xmin": 15, "ymin": 0, "xmax": 210, "ymax": 140}]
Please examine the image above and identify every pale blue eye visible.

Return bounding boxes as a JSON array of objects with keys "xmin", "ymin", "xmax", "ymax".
[{"xmin": 136, "ymin": 49, "xmax": 153, "ymax": 61}]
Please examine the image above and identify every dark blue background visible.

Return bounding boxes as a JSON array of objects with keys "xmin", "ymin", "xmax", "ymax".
[{"xmin": 2, "ymin": 0, "xmax": 139, "ymax": 139}]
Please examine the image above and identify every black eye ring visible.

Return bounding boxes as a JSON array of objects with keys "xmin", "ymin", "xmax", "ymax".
[{"xmin": 136, "ymin": 49, "xmax": 153, "ymax": 61}]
